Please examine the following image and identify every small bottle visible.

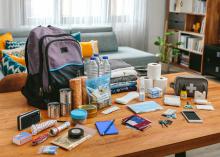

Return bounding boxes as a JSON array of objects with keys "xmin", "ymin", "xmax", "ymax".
[
  {"xmin": 102, "ymin": 56, "xmax": 111, "ymax": 76},
  {"xmin": 180, "ymin": 85, "xmax": 187, "ymax": 100},
  {"xmin": 139, "ymin": 77, "xmax": 145, "ymax": 102}
]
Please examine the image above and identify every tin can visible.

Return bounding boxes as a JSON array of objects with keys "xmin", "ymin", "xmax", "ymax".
[
  {"xmin": 60, "ymin": 88, "xmax": 72, "ymax": 104},
  {"xmin": 47, "ymin": 102, "xmax": 60, "ymax": 119},
  {"xmin": 60, "ymin": 103, "xmax": 71, "ymax": 116},
  {"xmin": 60, "ymin": 88, "xmax": 72, "ymax": 116}
]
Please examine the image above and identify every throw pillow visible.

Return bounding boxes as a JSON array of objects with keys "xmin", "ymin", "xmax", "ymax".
[
  {"xmin": 0, "ymin": 73, "xmax": 27, "ymax": 93},
  {"xmin": 1, "ymin": 47, "xmax": 25, "ymax": 64},
  {"xmin": 0, "ymin": 32, "xmax": 13, "ymax": 51},
  {"xmin": 1, "ymin": 47, "xmax": 25, "ymax": 58},
  {"xmin": 2, "ymin": 53, "xmax": 27, "ymax": 76},
  {"xmin": 71, "ymin": 32, "xmax": 81, "ymax": 42},
  {"xmin": 5, "ymin": 40, "xmax": 26, "ymax": 49},
  {"xmin": 9, "ymin": 55, "xmax": 26, "ymax": 66},
  {"xmin": 80, "ymin": 40, "xmax": 99, "ymax": 58}
]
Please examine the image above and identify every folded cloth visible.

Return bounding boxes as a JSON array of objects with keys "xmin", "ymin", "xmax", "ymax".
[
  {"xmin": 111, "ymin": 86, "xmax": 137, "ymax": 94},
  {"xmin": 111, "ymin": 75, "xmax": 137, "ymax": 84},
  {"xmin": 109, "ymin": 59, "xmax": 132, "ymax": 70},
  {"xmin": 112, "ymin": 67, "xmax": 135, "ymax": 73},
  {"xmin": 111, "ymin": 69, "xmax": 138, "ymax": 78},
  {"xmin": 111, "ymin": 81, "xmax": 137, "ymax": 89}
]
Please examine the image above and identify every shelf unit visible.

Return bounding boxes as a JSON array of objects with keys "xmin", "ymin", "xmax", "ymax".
[{"xmin": 165, "ymin": 0, "xmax": 220, "ymax": 74}]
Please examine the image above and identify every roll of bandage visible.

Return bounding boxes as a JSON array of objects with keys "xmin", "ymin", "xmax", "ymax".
[
  {"xmin": 147, "ymin": 63, "xmax": 161, "ymax": 80},
  {"xmin": 154, "ymin": 77, "xmax": 168, "ymax": 94},
  {"xmin": 69, "ymin": 78, "xmax": 82, "ymax": 109}
]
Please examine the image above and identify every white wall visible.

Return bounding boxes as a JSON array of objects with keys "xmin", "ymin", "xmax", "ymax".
[{"xmin": 147, "ymin": 0, "xmax": 166, "ymax": 54}]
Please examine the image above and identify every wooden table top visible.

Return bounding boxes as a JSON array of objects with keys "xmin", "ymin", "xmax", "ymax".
[{"xmin": 1, "ymin": 72, "xmax": 220, "ymax": 157}]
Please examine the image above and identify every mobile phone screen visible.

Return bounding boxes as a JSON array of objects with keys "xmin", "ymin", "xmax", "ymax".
[{"xmin": 183, "ymin": 111, "xmax": 201, "ymax": 120}]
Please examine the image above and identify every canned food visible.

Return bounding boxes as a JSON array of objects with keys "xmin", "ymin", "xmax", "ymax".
[
  {"xmin": 60, "ymin": 103, "xmax": 71, "ymax": 116},
  {"xmin": 60, "ymin": 88, "xmax": 72, "ymax": 104},
  {"xmin": 47, "ymin": 102, "xmax": 60, "ymax": 119}
]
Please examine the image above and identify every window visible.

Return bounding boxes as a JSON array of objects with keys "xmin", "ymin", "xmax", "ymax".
[{"xmin": 23, "ymin": 0, "xmax": 135, "ymax": 26}]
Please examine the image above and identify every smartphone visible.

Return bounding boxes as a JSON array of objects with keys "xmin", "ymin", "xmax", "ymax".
[
  {"xmin": 17, "ymin": 109, "xmax": 41, "ymax": 130},
  {"xmin": 182, "ymin": 111, "xmax": 203, "ymax": 123}
]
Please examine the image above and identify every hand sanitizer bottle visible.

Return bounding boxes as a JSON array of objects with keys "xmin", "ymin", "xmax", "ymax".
[{"xmin": 139, "ymin": 77, "xmax": 145, "ymax": 102}]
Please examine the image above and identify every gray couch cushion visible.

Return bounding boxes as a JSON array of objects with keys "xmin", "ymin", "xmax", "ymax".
[
  {"xmin": 100, "ymin": 46, "xmax": 159, "ymax": 68},
  {"xmin": 70, "ymin": 26, "xmax": 112, "ymax": 33},
  {"xmin": 81, "ymin": 32, "xmax": 118, "ymax": 52}
]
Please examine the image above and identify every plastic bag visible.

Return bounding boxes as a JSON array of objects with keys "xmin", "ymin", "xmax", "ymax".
[{"xmin": 86, "ymin": 74, "xmax": 112, "ymax": 109}]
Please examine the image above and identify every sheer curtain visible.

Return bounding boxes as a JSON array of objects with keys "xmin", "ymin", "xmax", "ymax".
[{"xmin": 0, "ymin": 0, "xmax": 149, "ymax": 51}]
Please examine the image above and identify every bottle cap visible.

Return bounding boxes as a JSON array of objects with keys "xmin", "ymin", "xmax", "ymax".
[
  {"xmin": 182, "ymin": 85, "xmax": 186, "ymax": 90},
  {"xmin": 102, "ymin": 56, "xmax": 108, "ymax": 59},
  {"xmin": 90, "ymin": 57, "xmax": 95, "ymax": 60}
]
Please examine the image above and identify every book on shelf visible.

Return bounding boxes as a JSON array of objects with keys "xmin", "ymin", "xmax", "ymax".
[
  {"xmin": 180, "ymin": 54, "xmax": 189, "ymax": 68},
  {"xmin": 179, "ymin": 34, "xmax": 203, "ymax": 54},
  {"xmin": 193, "ymin": 0, "xmax": 206, "ymax": 14},
  {"xmin": 200, "ymin": 18, "xmax": 206, "ymax": 34}
]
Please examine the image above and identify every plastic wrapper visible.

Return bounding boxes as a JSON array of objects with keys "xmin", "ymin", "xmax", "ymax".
[
  {"xmin": 86, "ymin": 74, "xmax": 112, "ymax": 109},
  {"xmin": 38, "ymin": 145, "xmax": 59, "ymax": 155}
]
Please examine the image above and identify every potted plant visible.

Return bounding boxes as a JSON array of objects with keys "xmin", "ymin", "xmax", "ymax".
[{"xmin": 154, "ymin": 32, "xmax": 182, "ymax": 73}]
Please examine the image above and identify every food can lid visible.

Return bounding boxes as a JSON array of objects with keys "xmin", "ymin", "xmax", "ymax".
[{"xmin": 71, "ymin": 109, "xmax": 87, "ymax": 120}]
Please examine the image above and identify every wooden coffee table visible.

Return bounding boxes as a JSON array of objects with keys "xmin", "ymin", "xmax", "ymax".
[{"xmin": 1, "ymin": 72, "xmax": 220, "ymax": 157}]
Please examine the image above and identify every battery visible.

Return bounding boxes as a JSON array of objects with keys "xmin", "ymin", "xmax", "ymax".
[
  {"xmin": 47, "ymin": 102, "xmax": 60, "ymax": 119},
  {"xmin": 60, "ymin": 88, "xmax": 72, "ymax": 104}
]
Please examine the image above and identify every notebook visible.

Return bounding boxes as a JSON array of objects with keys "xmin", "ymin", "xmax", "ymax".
[
  {"xmin": 127, "ymin": 101, "xmax": 163, "ymax": 114},
  {"xmin": 95, "ymin": 120, "xmax": 118, "ymax": 136}
]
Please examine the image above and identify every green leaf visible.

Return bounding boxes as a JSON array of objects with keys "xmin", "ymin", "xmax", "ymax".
[
  {"xmin": 165, "ymin": 32, "xmax": 175, "ymax": 36},
  {"xmin": 154, "ymin": 41, "xmax": 161, "ymax": 46},
  {"xmin": 176, "ymin": 41, "xmax": 182, "ymax": 46}
]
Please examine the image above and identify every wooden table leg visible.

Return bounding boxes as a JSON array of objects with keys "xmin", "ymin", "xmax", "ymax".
[{"xmin": 175, "ymin": 152, "xmax": 186, "ymax": 157}]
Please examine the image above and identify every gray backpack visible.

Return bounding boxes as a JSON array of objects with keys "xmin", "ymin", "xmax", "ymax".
[{"xmin": 22, "ymin": 26, "xmax": 84, "ymax": 109}]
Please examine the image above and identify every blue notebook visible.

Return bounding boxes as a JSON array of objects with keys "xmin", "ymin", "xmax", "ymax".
[{"xmin": 95, "ymin": 120, "xmax": 118, "ymax": 136}]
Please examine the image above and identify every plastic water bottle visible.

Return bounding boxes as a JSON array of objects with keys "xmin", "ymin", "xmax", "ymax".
[
  {"xmin": 102, "ymin": 56, "xmax": 111, "ymax": 76},
  {"xmin": 94, "ymin": 54, "xmax": 104, "ymax": 76},
  {"xmin": 83, "ymin": 58, "xmax": 90, "ymax": 75},
  {"xmin": 87, "ymin": 57, "xmax": 98, "ymax": 79}
]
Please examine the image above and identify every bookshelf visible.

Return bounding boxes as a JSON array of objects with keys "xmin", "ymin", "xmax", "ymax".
[{"xmin": 165, "ymin": 0, "xmax": 220, "ymax": 74}]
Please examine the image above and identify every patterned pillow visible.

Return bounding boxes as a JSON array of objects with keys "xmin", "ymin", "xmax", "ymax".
[
  {"xmin": 2, "ymin": 53, "xmax": 27, "ymax": 75},
  {"xmin": 1, "ymin": 47, "xmax": 25, "ymax": 58},
  {"xmin": 0, "ymin": 32, "xmax": 13, "ymax": 51},
  {"xmin": 5, "ymin": 40, "xmax": 26, "ymax": 49}
]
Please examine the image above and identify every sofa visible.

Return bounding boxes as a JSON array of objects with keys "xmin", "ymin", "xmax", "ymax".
[{"xmin": 0, "ymin": 26, "xmax": 158, "ymax": 80}]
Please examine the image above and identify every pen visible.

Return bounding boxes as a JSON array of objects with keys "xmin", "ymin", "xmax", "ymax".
[{"xmin": 102, "ymin": 119, "xmax": 115, "ymax": 135}]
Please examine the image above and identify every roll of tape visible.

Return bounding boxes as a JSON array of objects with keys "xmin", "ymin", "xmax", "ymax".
[
  {"xmin": 154, "ymin": 76, "xmax": 168, "ymax": 93},
  {"xmin": 68, "ymin": 128, "xmax": 84, "ymax": 139},
  {"xmin": 147, "ymin": 63, "xmax": 161, "ymax": 80}
]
